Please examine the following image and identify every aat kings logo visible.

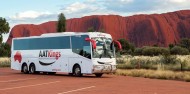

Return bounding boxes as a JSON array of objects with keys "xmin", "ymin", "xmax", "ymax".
[
  {"xmin": 39, "ymin": 50, "xmax": 61, "ymax": 66},
  {"xmin": 14, "ymin": 51, "xmax": 22, "ymax": 63}
]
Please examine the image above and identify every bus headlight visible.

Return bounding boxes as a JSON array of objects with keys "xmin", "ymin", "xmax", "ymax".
[{"xmin": 93, "ymin": 65, "xmax": 104, "ymax": 70}]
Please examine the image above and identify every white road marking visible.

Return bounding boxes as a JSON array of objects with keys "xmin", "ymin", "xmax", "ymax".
[
  {"xmin": 58, "ymin": 86, "xmax": 95, "ymax": 94},
  {"xmin": 0, "ymin": 78, "xmax": 37, "ymax": 83},
  {"xmin": 0, "ymin": 81, "xmax": 60, "ymax": 91}
]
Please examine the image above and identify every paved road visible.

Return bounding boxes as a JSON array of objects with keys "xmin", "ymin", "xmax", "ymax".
[{"xmin": 0, "ymin": 68, "xmax": 190, "ymax": 94}]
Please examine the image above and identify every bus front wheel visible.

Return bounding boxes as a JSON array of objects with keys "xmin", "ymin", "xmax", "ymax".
[
  {"xmin": 95, "ymin": 73, "xmax": 103, "ymax": 77},
  {"xmin": 73, "ymin": 65, "xmax": 82, "ymax": 77}
]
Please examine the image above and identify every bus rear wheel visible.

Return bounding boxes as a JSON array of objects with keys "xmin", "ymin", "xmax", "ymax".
[
  {"xmin": 29, "ymin": 64, "xmax": 36, "ymax": 74},
  {"xmin": 95, "ymin": 73, "xmax": 103, "ymax": 77},
  {"xmin": 22, "ymin": 64, "xmax": 29, "ymax": 74},
  {"xmin": 73, "ymin": 65, "xmax": 82, "ymax": 77}
]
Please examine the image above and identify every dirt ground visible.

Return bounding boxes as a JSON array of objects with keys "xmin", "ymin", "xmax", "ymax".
[{"xmin": 0, "ymin": 68, "xmax": 190, "ymax": 94}]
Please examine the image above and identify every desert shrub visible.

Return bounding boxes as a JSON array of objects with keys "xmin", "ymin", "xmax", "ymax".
[
  {"xmin": 117, "ymin": 55, "xmax": 190, "ymax": 71},
  {"xmin": 142, "ymin": 47, "xmax": 155, "ymax": 56},
  {"xmin": 160, "ymin": 55, "xmax": 179, "ymax": 65},
  {"xmin": 116, "ymin": 58, "xmax": 125, "ymax": 64},
  {"xmin": 170, "ymin": 46, "xmax": 189, "ymax": 55},
  {"xmin": 117, "ymin": 64, "xmax": 134, "ymax": 69},
  {"xmin": 179, "ymin": 60, "xmax": 188, "ymax": 71},
  {"xmin": 0, "ymin": 57, "xmax": 11, "ymax": 67},
  {"xmin": 141, "ymin": 47, "xmax": 170, "ymax": 56},
  {"xmin": 129, "ymin": 58, "xmax": 158, "ymax": 70},
  {"xmin": 116, "ymin": 69, "xmax": 190, "ymax": 82},
  {"xmin": 134, "ymin": 48, "xmax": 143, "ymax": 55},
  {"xmin": 117, "ymin": 39, "xmax": 135, "ymax": 55},
  {"xmin": 160, "ymin": 47, "xmax": 170, "ymax": 55}
]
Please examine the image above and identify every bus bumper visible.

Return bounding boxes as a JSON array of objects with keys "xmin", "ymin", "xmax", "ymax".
[{"xmin": 92, "ymin": 65, "xmax": 117, "ymax": 73}]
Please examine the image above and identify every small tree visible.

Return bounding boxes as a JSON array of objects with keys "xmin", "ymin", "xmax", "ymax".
[
  {"xmin": 57, "ymin": 13, "xmax": 66, "ymax": 32},
  {"xmin": 179, "ymin": 38, "xmax": 190, "ymax": 51},
  {"xmin": 0, "ymin": 43, "xmax": 11, "ymax": 57},
  {"xmin": 0, "ymin": 17, "xmax": 10, "ymax": 44},
  {"xmin": 169, "ymin": 44, "xmax": 174, "ymax": 49}
]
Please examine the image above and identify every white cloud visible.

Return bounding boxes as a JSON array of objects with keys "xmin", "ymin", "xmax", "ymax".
[
  {"xmin": 61, "ymin": 1, "xmax": 103, "ymax": 18},
  {"xmin": 4, "ymin": 11, "xmax": 58, "ymax": 42},
  {"xmin": 167, "ymin": 0, "xmax": 188, "ymax": 3},
  {"xmin": 120, "ymin": 0, "xmax": 133, "ymax": 3},
  {"xmin": 102, "ymin": 0, "xmax": 190, "ymax": 16},
  {"xmin": 10, "ymin": 11, "xmax": 52, "ymax": 20},
  {"xmin": 64, "ymin": 2, "xmax": 87, "ymax": 14},
  {"xmin": 8, "ymin": 10, "xmax": 57, "ymax": 28},
  {"xmin": 63, "ymin": 2, "xmax": 99, "ymax": 14}
]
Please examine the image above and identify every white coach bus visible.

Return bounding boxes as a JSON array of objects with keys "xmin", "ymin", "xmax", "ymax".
[{"xmin": 11, "ymin": 32, "xmax": 122, "ymax": 77}]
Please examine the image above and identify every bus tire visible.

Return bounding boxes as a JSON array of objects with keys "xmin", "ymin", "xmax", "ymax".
[
  {"xmin": 73, "ymin": 64, "xmax": 82, "ymax": 77},
  {"xmin": 48, "ymin": 72, "xmax": 56, "ymax": 75},
  {"xmin": 29, "ymin": 63, "xmax": 36, "ymax": 74},
  {"xmin": 22, "ymin": 64, "xmax": 29, "ymax": 74},
  {"xmin": 95, "ymin": 73, "xmax": 103, "ymax": 77},
  {"xmin": 68, "ymin": 73, "xmax": 73, "ymax": 76}
]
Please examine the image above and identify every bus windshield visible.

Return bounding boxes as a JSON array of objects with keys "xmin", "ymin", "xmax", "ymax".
[{"xmin": 91, "ymin": 37, "xmax": 114, "ymax": 58}]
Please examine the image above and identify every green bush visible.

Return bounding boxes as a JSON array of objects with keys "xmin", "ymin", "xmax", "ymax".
[
  {"xmin": 134, "ymin": 48, "xmax": 143, "ymax": 55},
  {"xmin": 141, "ymin": 47, "xmax": 170, "ymax": 56},
  {"xmin": 117, "ymin": 39, "xmax": 135, "ymax": 55},
  {"xmin": 170, "ymin": 46, "xmax": 189, "ymax": 55}
]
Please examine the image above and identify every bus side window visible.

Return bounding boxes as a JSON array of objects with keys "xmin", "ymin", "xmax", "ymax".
[{"xmin": 71, "ymin": 35, "xmax": 91, "ymax": 59}]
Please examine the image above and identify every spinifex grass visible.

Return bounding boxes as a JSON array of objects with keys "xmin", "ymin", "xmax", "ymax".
[
  {"xmin": 0, "ymin": 57, "xmax": 11, "ymax": 67},
  {"xmin": 116, "ymin": 69, "xmax": 190, "ymax": 82}
]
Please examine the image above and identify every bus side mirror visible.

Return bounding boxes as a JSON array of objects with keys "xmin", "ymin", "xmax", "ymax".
[
  {"xmin": 113, "ymin": 40, "xmax": 122, "ymax": 50},
  {"xmin": 85, "ymin": 38, "xmax": 96, "ymax": 49}
]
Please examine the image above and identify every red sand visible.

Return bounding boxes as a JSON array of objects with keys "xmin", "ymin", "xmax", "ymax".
[{"xmin": 0, "ymin": 68, "xmax": 190, "ymax": 94}]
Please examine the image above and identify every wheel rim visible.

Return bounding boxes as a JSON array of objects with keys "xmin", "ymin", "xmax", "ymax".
[
  {"xmin": 23, "ymin": 65, "xmax": 28, "ymax": 73},
  {"xmin": 75, "ymin": 67, "xmax": 80, "ymax": 76},
  {"xmin": 31, "ymin": 66, "xmax": 34, "ymax": 73}
]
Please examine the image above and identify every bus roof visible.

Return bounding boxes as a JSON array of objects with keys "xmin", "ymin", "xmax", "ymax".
[{"xmin": 13, "ymin": 32, "xmax": 112, "ymax": 40}]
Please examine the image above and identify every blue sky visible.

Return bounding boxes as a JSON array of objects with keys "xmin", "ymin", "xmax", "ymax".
[{"xmin": 1, "ymin": 0, "xmax": 190, "ymax": 42}]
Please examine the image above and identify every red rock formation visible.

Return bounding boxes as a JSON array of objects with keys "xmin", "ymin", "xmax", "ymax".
[{"xmin": 7, "ymin": 10, "xmax": 190, "ymax": 47}]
